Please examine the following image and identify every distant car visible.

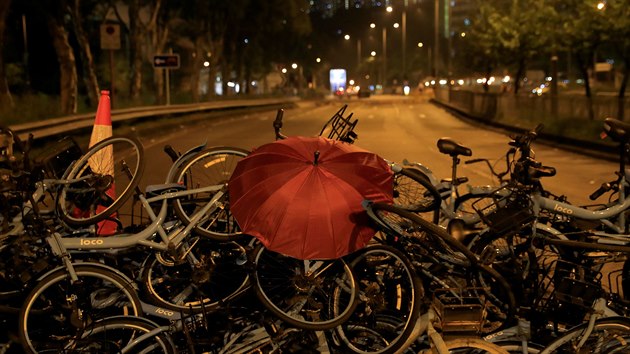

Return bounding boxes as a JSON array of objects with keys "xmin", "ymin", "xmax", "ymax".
[{"xmin": 357, "ymin": 88, "xmax": 371, "ymax": 98}]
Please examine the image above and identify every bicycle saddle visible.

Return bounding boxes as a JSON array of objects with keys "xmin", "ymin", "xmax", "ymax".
[
  {"xmin": 603, "ymin": 118, "xmax": 630, "ymax": 143},
  {"xmin": 437, "ymin": 138, "xmax": 472, "ymax": 157}
]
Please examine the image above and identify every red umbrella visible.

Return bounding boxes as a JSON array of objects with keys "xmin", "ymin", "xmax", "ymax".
[{"xmin": 228, "ymin": 136, "xmax": 393, "ymax": 260}]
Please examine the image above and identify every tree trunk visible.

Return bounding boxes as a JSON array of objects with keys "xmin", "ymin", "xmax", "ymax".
[
  {"xmin": 47, "ymin": 15, "xmax": 78, "ymax": 115},
  {"xmin": 70, "ymin": 0, "xmax": 99, "ymax": 107},
  {"xmin": 151, "ymin": 26, "xmax": 167, "ymax": 104},
  {"xmin": 513, "ymin": 58, "xmax": 525, "ymax": 95},
  {"xmin": 618, "ymin": 58, "xmax": 629, "ymax": 121},
  {"xmin": 482, "ymin": 65, "xmax": 492, "ymax": 93},
  {"xmin": 129, "ymin": 0, "xmax": 144, "ymax": 101},
  {"xmin": 0, "ymin": 0, "xmax": 13, "ymax": 108},
  {"xmin": 576, "ymin": 54, "xmax": 594, "ymax": 120},
  {"xmin": 190, "ymin": 37, "xmax": 205, "ymax": 102}
]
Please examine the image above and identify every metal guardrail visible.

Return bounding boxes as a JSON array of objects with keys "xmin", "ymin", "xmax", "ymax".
[{"xmin": 9, "ymin": 98, "xmax": 298, "ymax": 142}]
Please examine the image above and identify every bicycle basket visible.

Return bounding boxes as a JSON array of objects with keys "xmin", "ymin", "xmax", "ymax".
[
  {"xmin": 473, "ymin": 185, "xmax": 535, "ymax": 234},
  {"xmin": 432, "ymin": 287, "xmax": 487, "ymax": 333},
  {"xmin": 532, "ymin": 259, "xmax": 602, "ymax": 328},
  {"xmin": 33, "ymin": 137, "xmax": 83, "ymax": 179},
  {"xmin": 319, "ymin": 104, "xmax": 358, "ymax": 143}
]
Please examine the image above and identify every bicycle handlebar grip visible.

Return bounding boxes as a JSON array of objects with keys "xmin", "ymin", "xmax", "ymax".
[
  {"xmin": 464, "ymin": 158, "xmax": 486, "ymax": 165},
  {"xmin": 163, "ymin": 144, "xmax": 179, "ymax": 162},
  {"xmin": 589, "ymin": 182, "xmax": 611, "ymax": 201}
]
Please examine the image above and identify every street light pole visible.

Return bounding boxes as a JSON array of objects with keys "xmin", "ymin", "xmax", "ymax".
[
  {"xmin": 402, "ymin": 9, "xmax": 407, "ymax": 81},
  {"xmin": 382, "ymin": 27, "xmax": 387, "ymax": 89},
  {"xmin": 357, "ymin": 39, "xmax": 362, "ymax": 71},
  {"xmin": 434, "ymin": 0, "xmax": 439, "ymax": 78}
]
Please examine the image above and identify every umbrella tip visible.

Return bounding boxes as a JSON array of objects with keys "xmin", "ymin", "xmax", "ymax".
[{"xmin": 313, "ymin": 150, "xmax": 320, "ymax": 165}]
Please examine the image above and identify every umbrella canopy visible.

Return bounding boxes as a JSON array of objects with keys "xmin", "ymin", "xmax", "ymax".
[{"xmin": 228, "ymin": 136, "xmax": 393, "ymax": 260}]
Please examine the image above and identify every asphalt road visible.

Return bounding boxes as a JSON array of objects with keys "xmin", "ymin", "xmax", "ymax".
[{"xmin": 128, "ymin": 94, "xmax": 617, "ymax": 206}]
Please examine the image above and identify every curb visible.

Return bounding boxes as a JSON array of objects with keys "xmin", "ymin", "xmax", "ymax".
[
  {"xmin": 430, "ymin": 98, "xmax": 619, "ymax": 163},
  {"xmin": 9, "ymin": 98, "xmax": 299, "ymax": 143}
]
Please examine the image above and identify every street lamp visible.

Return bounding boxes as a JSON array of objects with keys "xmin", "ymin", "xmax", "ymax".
[
  {"xmin": 344, "ymin": 34, "xmax": 362, "ymax": 79},
  {"xmin": 386, "ymin": 4, "xmax": 408, "ymax": 82}
]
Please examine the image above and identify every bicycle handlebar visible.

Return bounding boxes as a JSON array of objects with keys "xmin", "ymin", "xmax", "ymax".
[
  {"xmin": 273, "ymin": 109, "xmax": 287, "ymax": 140},
  {"xmin": 589, "ymin": 182, "xmax": 613, "ymax": 201}
]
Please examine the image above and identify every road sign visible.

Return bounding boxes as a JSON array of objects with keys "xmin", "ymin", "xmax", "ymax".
[
  {"xmin": 100, "ymin": 24, "xmax": 120, "ymax": 50},
  {"xmin": 153, "ymin": 54, "xmax": 180, "ymax": 69}
]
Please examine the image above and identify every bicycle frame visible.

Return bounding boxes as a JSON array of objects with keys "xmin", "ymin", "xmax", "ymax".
[
  {"xmin": 48, "ymin": 183, "xmax": 225, "ymax": 252},
  {"xmin": 402, "ymin": 159, "xmax": 499, "ymax": 225},
  {"xmin": 532, "ymin": 186, "xmax": 630, "ymax": 235}
]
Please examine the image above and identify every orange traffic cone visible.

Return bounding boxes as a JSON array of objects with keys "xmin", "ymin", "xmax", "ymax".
[{"xmin": 90, "ymin": 90, "xmax": 118, "ymax": 236}]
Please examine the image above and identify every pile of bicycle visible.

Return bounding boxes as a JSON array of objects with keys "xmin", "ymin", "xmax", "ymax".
[{"xmin": 1, "ymin": 104, "xmax": 630, "ymax": 353}]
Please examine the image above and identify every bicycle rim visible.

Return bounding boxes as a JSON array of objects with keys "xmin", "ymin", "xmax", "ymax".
[
  {"xmin": 142, "ymin": 239, "xmax": 250, "ymax": 312},
  {"xmin": 170, "ymin": 146, "xmax": 248, "ymax": 241},
  {"xmin": 19, "ymin": 264, "xmax": 142, "ymax": 354},
  {"xmin": 57, "ymin": 135, "xmax": 144, "ymax": 227},
  {"xmin": 542, "ymin": 317, "xmax": 630, "ymax": 353},
  {"xmin": 252, "ymin": 244, "xmax": 358, "ymax": 330},
  {"xmin": 69, "ymin": 315, "xmax": 175, "ymax": 353},
  {"xmin": 334, "ymin": 245, "xmax": 422, "ymax": 354}
]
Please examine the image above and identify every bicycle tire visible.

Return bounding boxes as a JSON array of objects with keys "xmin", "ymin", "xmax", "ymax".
[
  {"xmin": 441, "ymin": 338, "xmax": 511, "ymax": 353},
  {"xmin": 466, "ymin": 227, "xmax": 569, "ymax": 325},
  {"xmin": 492, "ymin": 340, "xmax": 543, "ymax": 353},
  {"xmin": 393, "ymin": 167, "xmax": 441, "ymax": 213},
  {"xmin": 368, "ymin": 202, "xmax": 479, "ymax": 263},
  {"xmin": 367, "ymin": 203, "xmax": 516, "ymax": 334},
  {"xmin": 19, "ymin": 263, "xmax": 143, "ymax": 354},
  {"xmin": 541, "ymin": 317, "xmax": 630, "ymax": 353},
  {"xmin": 56, "ymin": 135, "xmax": 145, "ymax": 227},
  {"xmin": 69, "ymin": 315, "xmax": 176, "ymax": 353},
  {"xmin": 169, "ymin": 146, "xmax": 249, "ymax": 241},
  {"xmin": 333, "ymin": 244, "xmax": 423, "ymax": 354},
  {"xmin": 251, "ymin": 243, "xmax": 358, "ymax": 330},
  {"xmin": 141, "ymin": 238, "xmax": 250, "ymax": 313}
]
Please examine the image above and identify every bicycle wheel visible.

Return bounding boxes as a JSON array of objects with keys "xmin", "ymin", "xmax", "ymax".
[
  {"xmin": 467, "ymin": 228, "xmax": 564, "ymax": 311},
  {"xmin": 440, "ymin": 338, "xmax": 510, "ymax": 353},
  {"xmin": 333, "ymin": 245, "xmax": 423, "ymax": 354},
  {"xmin": 68, "ymin": 315, "xmax": 176, "ymax": 354},
  {"xmin": 141, "ymin": 238, "xmax": 250, "ymax": 313},
  {"xmin": 169, "ymin": 146, "xmax": 249, "ymax": 241},
  {"xmin": 393, "ymin": 167, "xmax": 441, "ymax": 213},
  {"xmin": 542, "ymin": 317, "xmax": 630, "ymax": 353},
  {"xmin": 251, "ymin": 243, "xmax": 358, "ymax": 330},
  {"xmin": 19, "ymin": 263, "xmax": 143, "ymax": 354},
  {"xmin": 57, "ymin": 135, "xmax": 144, "ymax": 227},
  {"xmin": 492, "ymin": 340, "xmax": 543, "ymax": 353},
  {"xmin": 367, "ymin": 203, "xmax": 516, "ymax": 334}
]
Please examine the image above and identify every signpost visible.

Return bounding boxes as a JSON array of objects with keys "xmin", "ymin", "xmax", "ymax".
[
  {"xmin": 153, "ymin": 54, "xmax": 180, "ymax": 69},
  {"xmin": 100, "ymin": 24, "xmax": 120, "ymax": 107},
  {"xmin": 153, "ymin": 53, "xmax": 180, "ymax": 105}
]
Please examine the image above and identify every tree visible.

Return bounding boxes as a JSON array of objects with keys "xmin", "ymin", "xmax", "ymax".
[
  {"xmin": 557, "ymin": 0, "xmax": 609, "ymax": 119},
  {"xmin": 46, "ymin": 0, "xmax": 78, "ymax": 115},
  {"xmin": 604, "ymin": 0, "xmax": 630, "ymax": 120},
  {"xmin": 460, "ymin": 0, "xmax": 555, "ymax": 94},
  {"xmin": 0, "ymin": 0, "xmax": 13, "ymax": 108},
  {"xmin": 127, "ymin": 0, "xmax": 164, "ymax": 102},
  {"xmin": 68, "ymin": 0, "xmax": 101, "ymax": 107},
  {"xmin": 461, "ymin": 1, "xmax": 509, "ymax": 92}
]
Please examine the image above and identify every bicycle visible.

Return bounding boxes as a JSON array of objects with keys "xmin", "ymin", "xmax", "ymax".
[
  {"xmin": 0, "ymin": 129, "xmax": 149, "ymax": 353},
  {"xmin": 401, "ymin": 131, "xmax": 528, "ymax": 239},
  {"xmin": 63, "ymin": 292, "xmax": 332, "ymax": 354},
  {"xmin": 272, "ymin": 106, "xmax": 441, "ymax": 215},
  {"xmin": 340, "ymin": 201, "xmax": 516, "ymax": 354},
  {"xmin": 10, "ymin": 135, "xmax": 259, "ymax": 352}
]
